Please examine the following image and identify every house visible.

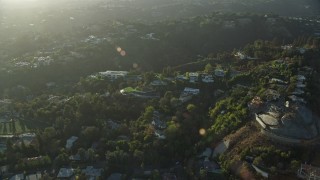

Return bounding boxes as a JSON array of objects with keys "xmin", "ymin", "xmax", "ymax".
[
  {"xmin": 288, "ymin": 95, "xmax": 306, "ymax": 104},
  {"xmin": 152, "ymin": 119, "xmax": 167, "ymax": 129},
  {"xmin": 182, "ymin": 87, "xmax": 200, "ymax": 95},
  {"xmin": 188, "ymin": 72, "xmax": 199, "ymax": 83},
  {"xmin": 98, "ymin": 71, "xmax": 128, "ymax": 81},
  {"xmin": 201, "ymin": 74, "xmax": 214, "ymax": 83},
  {"xmin": 141, "ymin": 33, "xmax": 160, "ymax": 40},
  {"xmin": 18, "ymin": 133, "xmax": 37, "ymax": 146},
  {"xmin": 82, "ymin": 166, "xmax": 103, "ymax": 180},
  {"xmin": 66, "ymin": 136, "xmax": 78, "ymax": 149},
  {"xmin": 179, "ymin": 88, "xmax": 200, "ymax": 103},
  {"xmin": 57, "ymin": 168, "xmax": 74, "ymax": 179},
  {"xmin": 281, "ymin": 44, "xmax": 293, "ymax": 50},
  {"xmin": 179, "ymin": 93, "xmax": 193, "ymax": 103},
  {"xmin": 270, "ymin": 78, "xmax": 286, "ymax": 84},
  {"xmin": 9, "ymin": 174, "xmax": 24, "ymax": 180},
  {"xmin": 152, "ymin": 111, "xmax": 167, "ymax": 129},
  {"xmin": 234, "ymin": 51, "xmax": 247, "ymax": 60},
  {"xmin": 176, "ymin": 74, "xmax": 188, "ymax": 81},
  {"xmin": 256, "ymin": 112, "xmax": 279, "ymax": 126},
  {"xmin": 154, "ymin": 129, "xmax": 166, "ymax": 139},
  {"xmin": 26, "ymin": 172, "xmax": 42, "ymax": 180},
  {"xmin": 214, "ymin": 69, "xmax": 225, "ymax": 77},
  {"xmin": 203, "ymin": 158, "xmax": 220, "ymax": 173},
  {"xmin": 150, "ymin": 80, "xmax": 168, "ymax": 86},
  {"xmin": 297, "ymin": 163, "xmax": 320, "ymax": 180}
]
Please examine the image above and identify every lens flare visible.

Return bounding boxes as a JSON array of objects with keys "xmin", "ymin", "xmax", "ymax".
[
  {"xmin": 133, "ymin": 63, "xmax": 138, "ymax": 68},
  {"xmin": 199, "ymin": 128, "xmax": 206, "ymax": 136},
  {"xmin": 120, "ymin": 50, "xmax": 126, "ymax": 56},
  {"xmin": 116, "ymin": 47, "xmax": 122, "ymax": 52}
]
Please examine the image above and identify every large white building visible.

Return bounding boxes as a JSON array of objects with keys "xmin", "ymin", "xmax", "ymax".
[{"xmin": 99, "ymin": 71, "xmax": 128, "ymax": 81}]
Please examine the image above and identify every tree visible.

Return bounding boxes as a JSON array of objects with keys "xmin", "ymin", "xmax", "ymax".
[
  {"xmin": 187, "ymin": 104, "xmax": 196, "ymax": 113},
  {"xmin": 204, "ymin": 63, "xmax": 213, "ymax": 73},
  {"xmin": 253, "ymin": 156, "xmax": 263, "ymax": 166},
  {"xmin": 82, "ymin": 126, "xmax": 100, "ymax": 143},
  {"xmin": 105, "ymin": 149, "xmax": 129, "ymax": 170},
  {"xmin": 143, "ymin": 106, "xmax": 155, "ymax": 122}
]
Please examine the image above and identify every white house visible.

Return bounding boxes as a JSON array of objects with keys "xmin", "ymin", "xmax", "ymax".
[
  {"xmin": 66, "ymin": 136, "xmax": 78, "ymax": 149},
  {"xmin": 99, "ymin": 71, "xmax": 128, "ymax": 81},
  {"xmin": 189, "ymin": 72, "xmax": 199, "ymax": 83},
  {"xmin": 154, "ymin": 129, "xmax": 166, "ymax": 139},
  {"xmin": 183, "ymin": 87, "xmax": 200, "ymax": 95},
  {"xmin": 270, "ymin": 78, "xmax": 286, "ymax": 84},
  {"xmin": 202, "ymin": 74, "xmax": 214, "ymax": 83},
  {"xmin": 235, "ymin": 51, "xmax": 247, "ymax": 60}
]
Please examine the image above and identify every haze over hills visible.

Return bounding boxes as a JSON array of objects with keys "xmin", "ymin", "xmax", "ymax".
[{"xmin": 0, "ymin": 0, "xmax": 319, "ymax": 179}]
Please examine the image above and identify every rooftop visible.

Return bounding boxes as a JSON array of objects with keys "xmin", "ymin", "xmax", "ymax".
[{"xmin": 57, "ymin": 168, "xmax": 74, "ymax": 178}]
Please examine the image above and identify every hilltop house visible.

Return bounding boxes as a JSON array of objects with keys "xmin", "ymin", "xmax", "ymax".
[
  {"xmin": 270, "ymin": 78, "xmax": 286, "ymax": 84},
  {"xmin": 179, "ymin": 87, "xmax": 200, "ymax": 103},
  {"xmin": 154, "ymin": 129, "xmax": 166, "ymax": 139},
  {"xmin": 176, "ymin": 74, "xmax": 188, "ymax": 81},
  {"xmin": 298, "ymin": 164, "xmax": 320, "ymax": 180},
  {"xmin": 99, "ymin": 71, "xmax": 128, "ymax": 81},
  {"xmin": 188, "ymin": 72, "xmax": 199, "ymax": 83},
  {"xmin": 234, "ymin": 51, "xmax": 247, "ymax": 60},
  {"xmin": 182, "ymin": 87, "xmax": 200, "ymax": 95},
  {"xmin": 201, "ymin": 74, "xmax": 214, "ymax": 83}
]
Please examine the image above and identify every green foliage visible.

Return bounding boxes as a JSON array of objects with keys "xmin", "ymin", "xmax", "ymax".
[
  {"xmin": 186, "ymin": 104, "xmax": 196, "ymax": 113},
  {"xmin": 208, "ymin": 88, "xmax": 249, "ymax": 136},
  {"xmin": 204, "ymin": 63, "xmax": 213, "ymax": 73}
]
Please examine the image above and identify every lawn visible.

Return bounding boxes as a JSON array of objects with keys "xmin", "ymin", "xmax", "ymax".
[{"xmin": 0, "ymin": 119, "xmax": 49, "ymax": 135}]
